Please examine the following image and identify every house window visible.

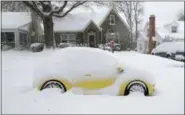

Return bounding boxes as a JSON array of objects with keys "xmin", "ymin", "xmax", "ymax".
[
  {"xmin": 60, "ymin": 33, "xmax": 76, "ymax": 44},
  {"xmin": 109, "ymin": 14, "xmax": 116, "ymax": 25},
  {"xmin": 171, "ymin": 26, "xmax": 177, "ymax": 33},
  {"xmin": 1, "ymin": 32, "xmax": 15, "ymax": 47}
]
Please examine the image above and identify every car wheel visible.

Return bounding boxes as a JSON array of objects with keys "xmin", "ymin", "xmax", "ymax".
[
  {"xmin": 40, "ymin": 80, "xmax": 67, "ymax": 93},
  {"xmin": 124, "ymin": 81, "xmax": 148, "ymax": 96}
]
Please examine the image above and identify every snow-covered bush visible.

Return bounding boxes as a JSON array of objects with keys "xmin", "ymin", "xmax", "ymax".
[
  {"xmin": 58, "ymin": 43, "xmax": 75, "ymax": 48},
  {"xmin": 30, "ymin": 43, "xmax": 44, "ymax": 52},
  {"xmin": 1, "ymin": 44, "xmax": 13, "ymax": 51}
]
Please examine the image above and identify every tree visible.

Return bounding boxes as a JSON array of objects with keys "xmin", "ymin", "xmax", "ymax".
[
  {"xmin": 28, "ymin": 11, "xmax": 43, "ymax": 44},
  {"xmin": 22, "ymin": 1, "xmax": 87, "ymax": 48},
  {"xmin": 177, "ymin": 9, "xmax": 184, "ymax": 21},
  {"xmin": 133, "ymin": 2, "xmax": 144, "ymax": 41},
  {"xmin": 1, "ymin": 1, "xmax": 29, "ymax": 12}
]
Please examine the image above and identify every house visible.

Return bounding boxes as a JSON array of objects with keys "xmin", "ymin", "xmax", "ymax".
[
  {"xmin": 1, "ymin": 12, "xmax": 44, "ymax": 49},
  {"xmin": 1, "ymin": 6, "xmax": 130, "ymax": 50},
  {"xmin": 137, "ymin": 15, "xmax": 184, "ymax": 53},
  {"xmin": 1, "ymin": 12, "xmax": 31, "ymax": 49}
]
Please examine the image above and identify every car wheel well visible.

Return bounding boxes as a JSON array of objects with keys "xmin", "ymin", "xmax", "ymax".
[
  {"xmin": 40, "ymin": 79, "xmax": 67, "ymax": 92},
  {"xmin": 124, "ymin": 80, "xmax": 149, "ymax": 96}
]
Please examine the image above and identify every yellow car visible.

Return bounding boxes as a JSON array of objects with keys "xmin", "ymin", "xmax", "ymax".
[{"xmin": 33, "ymin": 47, "xmax": 155, "ymax": 96}]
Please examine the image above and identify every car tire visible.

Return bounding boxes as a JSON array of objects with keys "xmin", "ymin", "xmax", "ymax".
[
  {"xmin": 124, "ymin": 80, "xmax": 149, "ymax": 96},
  {"xmin": 40, "ymin": 80, "xmax": 67, "ymax": 93}
]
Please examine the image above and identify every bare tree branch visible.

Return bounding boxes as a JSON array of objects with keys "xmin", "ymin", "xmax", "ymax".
[
  {"xmin": 38, "ymin": 1, "xmax": 45, "ymax": 6},
  {"xmin": 52, "ymin": 1, "xmax": 68, "ymax": 14},
  {"xmin": 53, "ymin": 1, "xmax": 87, "ymax": 18},
  {"xmin": 23, "ymin": 1, "xmax": 44, "ymax": 19}
]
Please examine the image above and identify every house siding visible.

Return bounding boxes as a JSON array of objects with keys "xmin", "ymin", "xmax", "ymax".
[
  {"xmin": 55, "ymin": 22, "xmax": 101, "ymax": 47},
  {"xmin": 100, "ymin": 10, "xmax": 130, "ymax": 50},
  {"xmin": 55, "ymin": 32, "xmax": 83, "ymax": 46}
]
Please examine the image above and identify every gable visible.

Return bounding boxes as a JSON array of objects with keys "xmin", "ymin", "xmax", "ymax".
[
  {"xmin": 83, "ymin": 20, "xmax": 102, "ymax": 32},
  {"xmin": 157, "ymin": 21, "xmax": 184, "ymax": 40},
  {"xmin": 100, "ymin": 9, "xmax": 129, "ymax": 30}
]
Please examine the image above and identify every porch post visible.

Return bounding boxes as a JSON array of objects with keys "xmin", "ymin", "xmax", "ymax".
[{"xmin": 15, "ymin": 30, "xmax": 20, "ymax": 50}]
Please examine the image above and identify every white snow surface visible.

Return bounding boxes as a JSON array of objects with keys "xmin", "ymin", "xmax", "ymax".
[
  {"xmin": 154, "ymin": 41, "xmax": 184, "ymax": 53},
  {"xmin": 2, "ymin": 49, "xmax": 184, "ymax": 114}
]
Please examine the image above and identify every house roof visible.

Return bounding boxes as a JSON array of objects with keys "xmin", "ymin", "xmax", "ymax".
[
  {"xmin": 2, "ymin": 12, "xmax": 31, "ymax": 29},
  {"xmin": 53, "ymin": 7, "xmax": 110, "ymax": 32},
  {"xmin": 1, "ymin": 5, "xmax": 128, "ymax": 32},
  {"xmin": 54, "ymin": 6, "xmax": 129, "ymax": 32},
  {"xmin": 157, "ymin": 21, "xmax": 184, "ymax": 40},
  {"xmin": 139, "ymin": 20, "xmax": 184, "ymax": 42}
]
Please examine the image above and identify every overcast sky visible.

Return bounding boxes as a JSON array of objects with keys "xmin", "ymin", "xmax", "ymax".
[{"xmin": 142, "ymin": 2, "xmax": 184, "ymax": 27}]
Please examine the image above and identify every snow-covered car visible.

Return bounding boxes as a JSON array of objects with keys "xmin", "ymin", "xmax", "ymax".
[
  {"xmin": 152, "ymin": 42, "xmax": 184, "ymax": 61},
  {"xmin": 33, "ymin": 47, "xmax": 155, "ymax": 96}
]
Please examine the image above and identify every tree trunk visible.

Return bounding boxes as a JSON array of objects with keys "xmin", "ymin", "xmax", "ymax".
[
  {"xmin": 135, "ymin": 20, "xmax": 138, "ymax": 41},
  {"xmin": 43, "ymin": 16, "xmax": 54, "ymax": 48}
]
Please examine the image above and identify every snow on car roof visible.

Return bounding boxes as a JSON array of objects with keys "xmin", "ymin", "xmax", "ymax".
[
  {"xmin": 2, "ymin": 12, "xmax": 31, "ymax": 29},
  {"xmin": 155, "ymin": 41, "xmax": 184, "ymax": 53},
  {"xmin": 33, "ymin": 47, "xmax": 120, "ymax": 86}
]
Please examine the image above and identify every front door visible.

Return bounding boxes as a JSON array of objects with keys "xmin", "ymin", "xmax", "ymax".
[{"xmin": 89, "ymin": 34, "xmax": 95, "ymax": 47}]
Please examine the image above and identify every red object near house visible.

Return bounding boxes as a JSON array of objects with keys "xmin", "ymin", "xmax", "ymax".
[{"xmin": 110, "ymin": 40, "xmax": 114, "ymax": 48}]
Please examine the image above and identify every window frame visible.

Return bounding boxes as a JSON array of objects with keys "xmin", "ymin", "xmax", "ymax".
[
  {"xmin": 109, "ymin": 14, "xmax": 116, "ymax": 25},
  {"xmin": 171, "ymin": 26, "xmax": 177, "ymax": 33},
  {"xmin": 60, "ymin": 33, "xmax": 76, "ymax": 44}
]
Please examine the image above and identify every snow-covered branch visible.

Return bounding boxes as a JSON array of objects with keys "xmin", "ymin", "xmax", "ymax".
[
  {"xmin": 52, "ymin": 1, "xmax": 87, "ymax": 18},
  {"xmin": 23, "ymin": 1, "xmax": 45, "ymax": 19}
]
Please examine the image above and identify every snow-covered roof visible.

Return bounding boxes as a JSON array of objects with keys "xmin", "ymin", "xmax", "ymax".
[
  {"xmin": 54, "ymin": 5, "xmax": 129, "ymax": 32},
  {"xmin": 157, "ymin": 21, "xmax": 184, "ymax": 40},
  {"xmin": 139, "ymin": 20, "xmax": 184, "ymax": 42},
  {"xmin": 2, "ymin": 12, "xmax": 31, "ymax": 29},
  {"xmin": 1, "ymin": 5, "xmax": 128, "ymax": 32},
  {"xmin": 53, "ymin": 9, "xmax": 109, "ymax": 32}
]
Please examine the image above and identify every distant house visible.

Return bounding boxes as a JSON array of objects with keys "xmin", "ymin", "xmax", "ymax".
[
  {"xmin": 1, "ymin": 12, "xmax": 44, "ymax": 49},
  {"xmin": 1, "ymin": 12, "xmax": 31, "ymax": 49},
  {"xmin": 1, "ymin": 6, "xmax": 130, "ymax": 50},
  {"xmin": 137, "ymin": 20, "xmax": 184, "ymax": 53}
]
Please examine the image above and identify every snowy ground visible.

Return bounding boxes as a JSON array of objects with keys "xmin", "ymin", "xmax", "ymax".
[{"xmin": 2, "ymin": 49, "xmax": 184, "ymax": 114}]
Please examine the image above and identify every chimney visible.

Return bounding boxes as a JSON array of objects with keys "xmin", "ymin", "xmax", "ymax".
[{"xmin": 148, "ymin": 15, "xmax": 156, "ymax": 54}]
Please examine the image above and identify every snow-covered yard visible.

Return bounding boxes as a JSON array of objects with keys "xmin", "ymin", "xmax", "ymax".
[{"xmin": 2, "ymin": 49, "xmax": 184, "ymax": 114}]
